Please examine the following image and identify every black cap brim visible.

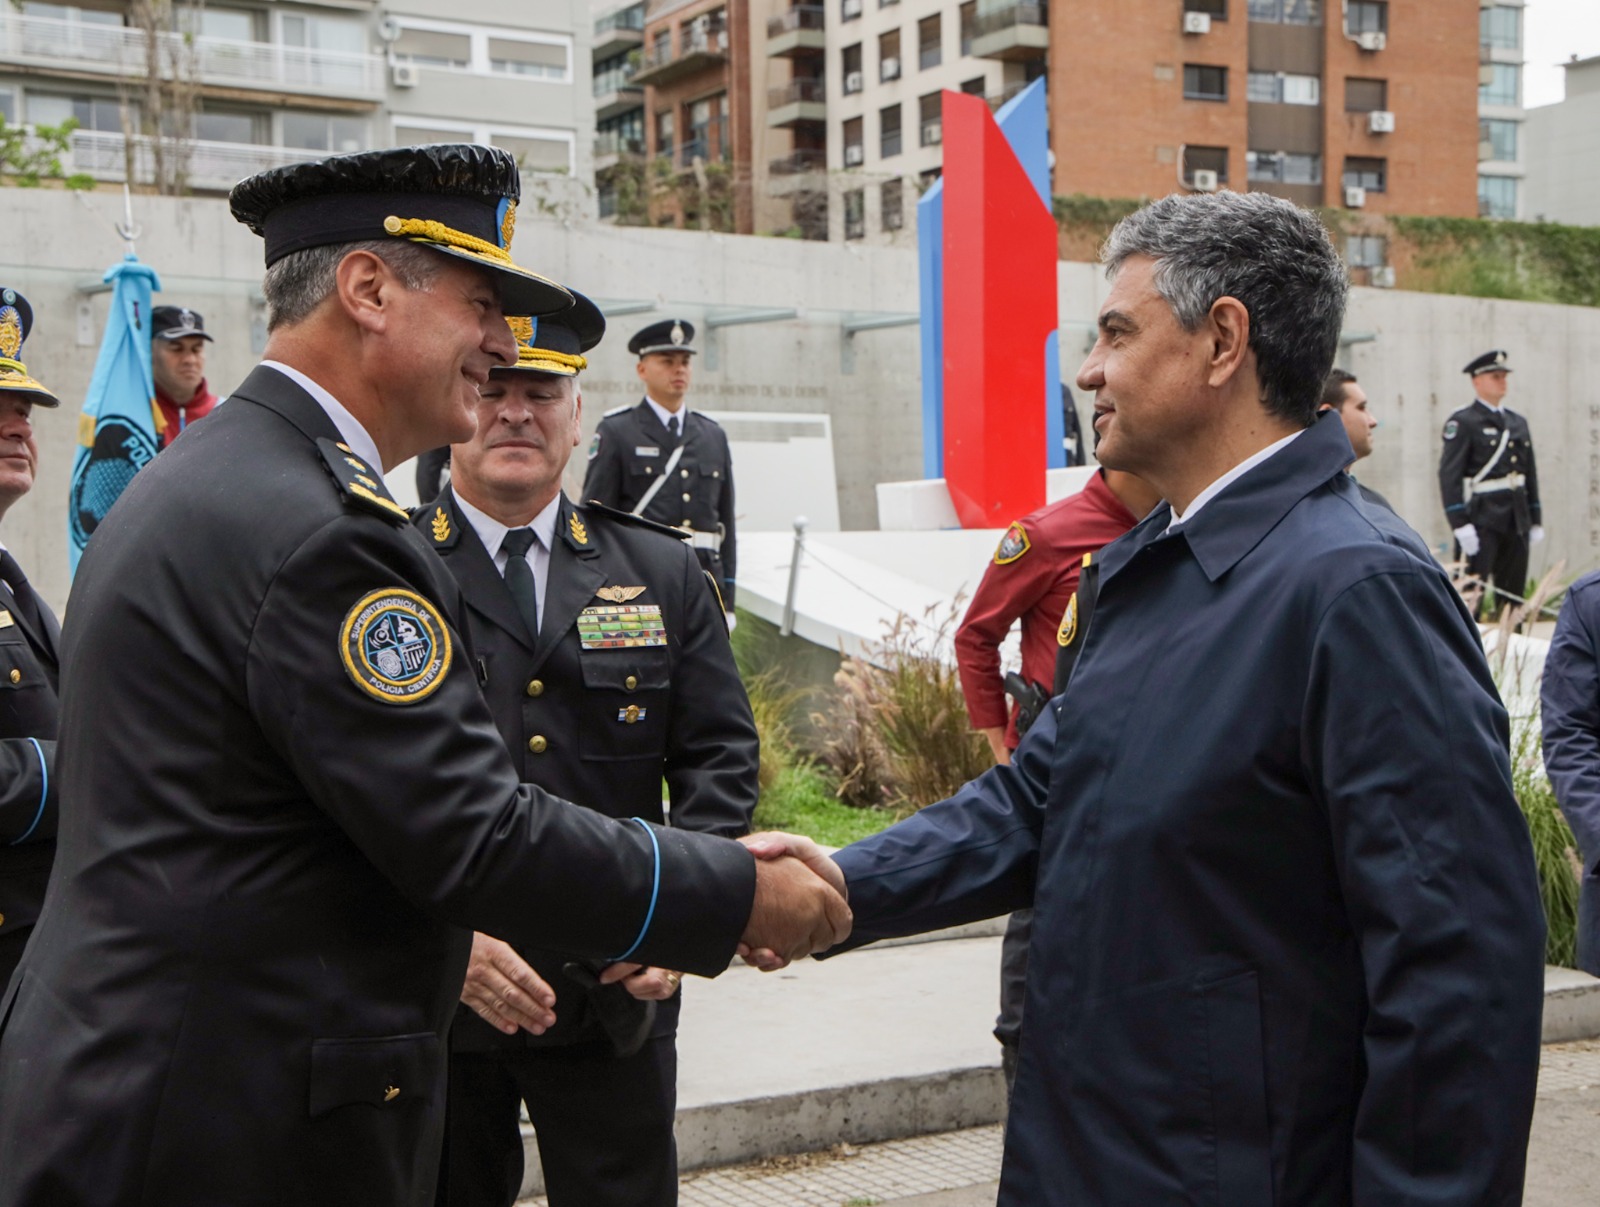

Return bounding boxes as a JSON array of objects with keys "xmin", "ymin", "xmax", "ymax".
[
  {"xmin": 154, "ymin": 328, "xmax": 214, "ymax": 343},
  {"xmin": 422, "ymin": 243, "xmax": 572, "ymax": 316}
]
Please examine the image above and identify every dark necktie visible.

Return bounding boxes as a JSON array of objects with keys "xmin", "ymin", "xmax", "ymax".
[
  {"xmin": 500, "ymin": 528, "xmax": 540, "ymax": 642},
  {"xmin": 667, "ymin": 414, "xmax": 680, "ymax": 441},
  {"xmin": 0, "ymin": 549, "xmax": 44, "ymax": 639}
]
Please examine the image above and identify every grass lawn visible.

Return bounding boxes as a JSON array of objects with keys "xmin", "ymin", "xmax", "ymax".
[{"xmin": 753, "ymin": 763, "xmax": 901, "ymax": 849}]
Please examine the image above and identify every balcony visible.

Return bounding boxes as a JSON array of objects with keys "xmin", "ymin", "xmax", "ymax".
[
  {"xmin": 970, "ymin": 2, "xmax": 1048, "ymax": 62},
  {"xmin": 69, "ymin": 129, "xmax": 311, "ymax": 193},
  {"xmin": 767, "ymin": 6, "xmax": 826, "ymax": 57},
  {"xmin": 632, "ymin": 25, "xmax": 729, "ymax": 87},
  {"xmin": 594, "ymin": 130, "xmax": 646, "ymax": 169},
  {"xmin": 674, "ymin": 134, "xmax": 732, "ymax": 172},
  {"xmin": 768, "ymin": 148, "xmax": 825, "ymax": 194},
  {"xmin": 594, "ymin": 6, "xmax": 646, "ymax": 60},
  {"xmin": 593, "ymin": 57, "xmax": 644, "ymax": 120},
  {"xmin": 0, "ymin": 10, "xmax": 385, "ymax": 103},
  {"xmin": 767, "ymin": 78, "xmax": 827, "ymax": 127}
]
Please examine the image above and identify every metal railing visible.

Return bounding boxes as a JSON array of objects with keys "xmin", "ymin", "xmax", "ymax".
[
  {"xmin": 0, "ymin": 10, "xmax": 384, "ymax": 99},
  {"xmin": 769, "ymin": 149, "xmax": 827, "ymax": 174},
  {"xmin": 69, "ymin": 128, "xmax": 311, "ymax": 191},
  {"xmin": 595, "ymin": 131, "xmax": 646, "ymax": 157},
  {"xmin": 640, "ymin": 25, "xmax": 728, "ymax": 72},
  {"xmin": 593, "ymin": 58, "xmax": 641, "ymax": 95},
  {"xmin": 970, "ymin": 2, "xmax": 1047, "ymax": 38},
  {"xmin": 768, "ymin": 78, "xmax": 827, "ymax": 107},
  {"xmin": 595, "ymin": 6, "xmax": 646, "ymax": 36},
  {"xmin": 767, "ymin": 6, "xmax": 826, "ymax": 37},
  {"xmin": 676, "ymin": 134, "xmax": 731, "ymax": 168}
]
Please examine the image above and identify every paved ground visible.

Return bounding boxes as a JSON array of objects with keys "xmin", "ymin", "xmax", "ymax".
[{"xmin": 522, "ymin": 1040, "xmax": 1600, "ymax": 1206}]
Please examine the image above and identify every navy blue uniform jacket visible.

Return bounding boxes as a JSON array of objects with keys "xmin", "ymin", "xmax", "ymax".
[
  {"xmin": 1540, "ymin": 569, "xmax": 1600, "ymax": 974},
  {"xmin": 831, "ymin": 413, "xmax": 1545, "ymax": 1205}
]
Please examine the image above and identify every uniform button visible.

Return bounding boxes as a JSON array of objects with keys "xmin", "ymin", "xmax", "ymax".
[
  {"xmin": 8, "ymin": 669, "xmax": 18, "ymax": 684},
  {"xmin": 384, "ymin": 1085, "xmax": 400, "ymax": 1102},
  {"xmin": 528, "ymin": 735, "xmax": 548, "ymax": 754},
  {"xmin": 0, "ymin": 912, "xmax": 6, "ymax": 928},
  {"xmin": 681, "ymin": 468, "xmax": 690, "ymax": 478},
  {"xmin": 625, "ymin": 674, "xmax": 638, "ymax": 691},
  {"xmin": 644, "ymin": 467, "xmax": 652, "ymax": 475},
  {"xmin": 713, "ymin": 470, "xmax": 720, "ymax": 478},
  {"xmin": 526, "ymin": 679, "xmax": 544, "ymax": 697},
  {"xmin": 682, "ymin": 492, "xmax": 691, "ymax": 501}
]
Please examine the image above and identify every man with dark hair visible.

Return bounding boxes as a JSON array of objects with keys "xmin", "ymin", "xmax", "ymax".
[
  {"xmin": 150, "ymin": 305, "xmax": 221, "ymax": 450},
  {"xmin": 1317, "ymin": 367, "xmax": 1389, "ymax": 508},
  {"xmin": 747, "ymin": 190, "xmax": 1544, "ymax": 1205},
  {"xmin": 0, "ymin": 146, "xmax": 848, "ymax": 1206}
]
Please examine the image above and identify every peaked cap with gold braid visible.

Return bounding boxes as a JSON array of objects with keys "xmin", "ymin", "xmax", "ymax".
[
  {"xmin": 0, "ymin": 288, "xmax": 58, "ymax": 407},
  {"xmin": 501, "ymin": 288, "xmax": 606, "ymax": 378}
]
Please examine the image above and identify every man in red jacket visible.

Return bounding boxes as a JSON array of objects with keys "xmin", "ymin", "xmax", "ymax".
[
  {"xmin": 151, "ymin": 305, "xmax": 220, "ymax": 450},
  {"xmin": 954, "ymin": 466, "xmax": 1159, "ymax": 1088}
]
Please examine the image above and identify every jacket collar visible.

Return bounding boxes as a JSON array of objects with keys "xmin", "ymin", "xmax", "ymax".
[
  {"xmin": 531, "ymin": 496, "xmax": 607, "ymax": 671},
  {"xmin": 1100, "ymin": 410, "xmax": 1351, "ymax": 585},
  {"xmin": 227, "ymin": 363, "xmax": 343, "ymax": 449},
  {"xmin": 417, "ymin": 486, "xmax": 537, "ymax": 653}
]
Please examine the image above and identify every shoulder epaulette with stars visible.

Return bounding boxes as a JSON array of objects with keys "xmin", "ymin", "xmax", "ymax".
[
  {"xmin": 316, "ymin": 437, "xmax": 407, "ymax": 526},
  {"xmin": 580, "ymin": 499, "xmax": 691, "ymax": 541}
]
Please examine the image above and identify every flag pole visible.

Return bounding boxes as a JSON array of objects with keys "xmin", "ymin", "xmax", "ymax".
[{"xmin": 115, "ymin": 184, "xmax": 140, "ymax": 259}]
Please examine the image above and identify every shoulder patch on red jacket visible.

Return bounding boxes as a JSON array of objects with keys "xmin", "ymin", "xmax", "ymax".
[{"xmin": 994, "ymin": 523, "xmax": 1030, "ymax": 565}]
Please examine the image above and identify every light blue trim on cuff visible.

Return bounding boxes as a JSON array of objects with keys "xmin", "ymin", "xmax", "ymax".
[
  {"xmin": 608, "ymin": 817, "xmax": 661, "ymax": 963},
  {"xmin": 9, "ymin": 738, "xmax": 47, "ymax": 845}
]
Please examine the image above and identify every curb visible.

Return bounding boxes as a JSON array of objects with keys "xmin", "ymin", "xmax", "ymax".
[{"xmin": 1542, "ymin": 965, "xmax": 1600, "ymax": 1044}]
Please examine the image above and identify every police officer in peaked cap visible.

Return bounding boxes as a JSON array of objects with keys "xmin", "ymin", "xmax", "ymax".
[
  {"xmin": 1439, "ymin": 349, "xmax": 1542, "ymax": 616},
  {"xmin": 583, "ymin": 319, "xmax": 738, "ymax": 626}
]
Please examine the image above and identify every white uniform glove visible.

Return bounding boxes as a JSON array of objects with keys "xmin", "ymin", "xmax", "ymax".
[
  {"xmin": 725, "ymin": 611, "xmax": 738, "ymax": 634},
  {"xmin": 1453, "ymin": 524, "xmax": 1480, "ymax": 558},
  {"xmin": 1530, "ymin": 525, "xmax": 1545, "ymax": 546}
]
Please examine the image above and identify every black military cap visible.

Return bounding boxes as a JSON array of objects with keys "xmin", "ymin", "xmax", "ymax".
[
  {"xmin": 152, "ymin": 305, "xmax": 214, "ymax": 343},
  {"xmin": 0, "ymin": 286, "xmax": 57, "ymax": 407},
  {"xmin": 1464, "ymin": 349, "xmax": 1512, "ymax": 376},
  {"xmin": 228, "ymin": 144, "xmax": 572, "ymax": 317},
  {"xmin": 502, "ymin": 290, "xmax": 606, "ymax": 378},
  {"xmin": 627, "ymin": 318, "xmax": 696, "ymax": 357}
]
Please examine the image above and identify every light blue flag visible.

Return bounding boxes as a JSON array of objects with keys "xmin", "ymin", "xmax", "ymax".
[{"xmin": 68, "ymin": 255, "xmax": 162, "ymax": 576}]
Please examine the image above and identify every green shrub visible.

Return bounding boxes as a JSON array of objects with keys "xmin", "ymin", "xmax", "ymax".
[{"xmin": 753, "ymin": 762, "xmax": 898, "ymax": 848}]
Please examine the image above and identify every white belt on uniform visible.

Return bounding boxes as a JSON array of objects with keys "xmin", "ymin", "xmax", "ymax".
[
  {"xmin": 685, "ymin": 529, "xmax": 723, "ymax": 551},
  {"xmin": 1471, "ymin": 472, "xmax": 1525, "ymax": 495}
]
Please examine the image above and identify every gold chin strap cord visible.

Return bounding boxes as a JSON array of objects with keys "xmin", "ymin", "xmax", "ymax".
[
  {"xmin": 383, "ymin": 215, "xmax": 512, "ymax": 265},
  {"xmin": 519, "ymin": 350, "xmax": 588, "ymax": 373}
]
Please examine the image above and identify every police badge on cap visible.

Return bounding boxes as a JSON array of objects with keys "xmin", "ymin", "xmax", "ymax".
[
  {"xmin": 152, "ymin": 306, "xmax": 214, "ymax": 343},
  {"xmin": 628, "ymin": 318, "xmax": 697, "ymax": 357},
  {"xmin": 1463, "ymin": 349, "xmax": 1512, "ymax": 376},
  {"xmin": 0, "ymin": 287, "xmax": 58, "ymax": 407}
]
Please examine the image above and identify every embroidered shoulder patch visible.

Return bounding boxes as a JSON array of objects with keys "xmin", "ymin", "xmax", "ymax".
[
  {"xmin": 588, "ymin": 432, "xmax": 602, "ymax": 460},
  {"xmin": 994, "ymin": 523, "xmax": 1030, "ymax": 565},
  {"xmin": 1443, "ymin": 420, "xmax": 1459, "ymax": 441},
  {"xmin": 1057, "ymin": 593, "xmax": 1079, "ymax": 647},
  {"xmin": 340, "ymin": 589, "xmax": 452, "ymax": 705}
]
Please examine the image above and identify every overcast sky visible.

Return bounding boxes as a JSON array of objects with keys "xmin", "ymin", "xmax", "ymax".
[{"xmin": 1524, "ymin": 0, "xmax": 1600, "ymax": 108}]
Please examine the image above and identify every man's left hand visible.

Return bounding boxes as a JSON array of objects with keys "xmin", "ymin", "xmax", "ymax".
[
  {"xmin": 461, "ymin": 932, "xmax": 557, "ymax": 1035},
  {"xmin": 1530, "ymin": 525, "xmax": 1545, "ymax": 546},
  {"xmin": 598, "ymin": 963, "xmax": 683, "ymax": 1000}
]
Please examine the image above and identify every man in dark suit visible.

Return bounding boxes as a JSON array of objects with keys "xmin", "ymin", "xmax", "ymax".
[
  {"xmin": 582, "ymin": 320, "xmax": 737, "ymax": 624},
  {"xmin": 747, "ymin": 191, "xmax": 1545, "ymax": 1206},
  {"xmin": 419, "ymin": 292, "xmax": 757, "ymax": 1207},
  {"xmin": 0, "ymin": 288, "xmax": 61, "ymax": 988},
  {"xmin": 0, "ymin": 146, "xmax": 847, "ymax": 1207}
]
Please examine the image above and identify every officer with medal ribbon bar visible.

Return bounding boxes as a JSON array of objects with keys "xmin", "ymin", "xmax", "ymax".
[
  {"xmin": 416, "ymin": 291, "xmax": 757, "ymax": 1207},
  {"xmin": 0, "ymin": 144, "xmax": 848, "ymax": 1206}
]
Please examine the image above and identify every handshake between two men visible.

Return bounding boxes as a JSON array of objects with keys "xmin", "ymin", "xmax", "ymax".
[{"xmin": 462, "ymin": 830, "xmax": 845, "ymax": 1037}]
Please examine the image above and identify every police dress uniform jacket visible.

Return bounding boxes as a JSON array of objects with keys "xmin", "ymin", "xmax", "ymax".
[
  {"xmin": 954, "ymin": 471, "xmax": 1138, "ymax": 750},
  {"xmin": 0, "ymin": 365, "xmax": 756, "ymax": 1207},
  {"xmin": 0, "ymin": 580, "xmax": 59, "ymax": 987},
  {"xmin": 1439, "ymin": 399, "xmax": 1540, "ymax": 537},
  {"xmin": 415, "ymin": 486, "xmax": 758, "ymax": 1051},
  {"xmin": 1540, "ymin": 568, "xmax": 1600, "ymax": 975},
  {"xmin": 826, "ymin": 413, "xmax": 1545, "ymax": 1205},
  {"xmin": 582, "ymin": 401, "xmax": 737, "ymax": 610}
]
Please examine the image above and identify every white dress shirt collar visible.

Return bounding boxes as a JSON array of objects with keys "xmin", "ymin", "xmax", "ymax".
[
  {"xmin": 261, "ymin": 360, "xmax": 385, "ymax": 475},
  {"xmin": 645, "ymin": 395, "xmax": 689, "ymax": 432},
  {"xmin": 452, "ymin": 490, "xmax": 562, "ymax": 626},
  {"xmin": 1167, "ymin": 427, "xmax": 1305, "ymax": 532}
]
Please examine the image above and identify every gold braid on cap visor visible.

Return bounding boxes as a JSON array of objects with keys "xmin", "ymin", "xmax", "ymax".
[
  {"xmin": 383, "ymin": 215, "xmax": 511, "ymax": 264},
  {"xmin": 518, "ymin": 349, "xmax": 588, "ymax": 372}
]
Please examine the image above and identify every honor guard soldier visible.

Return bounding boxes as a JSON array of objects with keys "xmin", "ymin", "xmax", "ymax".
[
  {"xmin": 583, "ymin": 319, "xmax": 737, "ymax": 626},
  {"xmin": 0, "ymin": 289, "xmax": 62, "ymax": 988},
  {"xmin": 0, "ymin": 145, "xmax": 846, "ymax": 1206},
  {"xmin": 420, "ymin": 292, "xmax": 757, "ymax": 1207},
  {"xmin": 1439, "ymin": 349, "xmax": 1542, "ymax": 614}
]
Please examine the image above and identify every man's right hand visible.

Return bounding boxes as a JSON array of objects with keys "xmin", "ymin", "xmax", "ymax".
[
  {"xmin": 1453, "ymin": 523, "xmax": 1480, "ymax": 558},
  {"xmin": 461, "ymin": 932, "xmax": 558, "ymax": 1036},
  {"xmin": 738, "ymin": 847, "xmax": 851, "ymax": 969}
]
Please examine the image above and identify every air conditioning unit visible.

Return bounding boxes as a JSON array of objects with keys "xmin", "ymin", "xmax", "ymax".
[
  {"xmin": 1191, "ymin": 168, "xmax": 1219, "ymax": 192},
  {"xmin": 1344, "ymin": 184, "xmax": 1367, "ymax": 208},
  {"xmin": 1354, "ymin": 30, "xmax": 1386, "ymax": 52},
  {"xmin": 845, "ymin": 143, "xmax": 864, "ymax": 165},
  {"xmin": 1183, "ymin": 12, "xmax": 1211, "ymax": 35},
  {"xmin": 390, "ymin": 61, "xmax": 420, "ymax": 88},
  {"xmin": 1369, "ymin": 265, "xmax": 1396, "ymax": 288},
  {"xmin": 845, "ymin": 70, "xmax": 863, "ymax": 92},
  {"xmin": 1367, "ymin": 109, "xmax": 1395, "ymax": 134},
  {"xmin": 881, "ymin": 56, "xmax": 900, "ymax": 79},
  {"xmin": 843, "ymin": 0, "xmax": 862, "ymax": 16},
  {"xmin": 925, "ymin": 120, "xmax": 942, "ymax": 144}
]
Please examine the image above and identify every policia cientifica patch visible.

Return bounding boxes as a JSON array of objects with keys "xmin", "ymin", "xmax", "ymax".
[{"xmin": 340, "ymin": 588, "xmax": 452, "ymax": 704}]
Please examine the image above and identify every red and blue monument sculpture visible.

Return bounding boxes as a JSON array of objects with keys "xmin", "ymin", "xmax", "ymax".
[{"xmin": 918, "ymin": 79, "xmax": 1059, "ymax": 529}]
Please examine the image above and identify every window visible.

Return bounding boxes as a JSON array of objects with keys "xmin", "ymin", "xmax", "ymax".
[
  {"xmin": 842, "ymin": 43, "xmax": 863, "ymax": 93},
  {"xmin": 1481, "ymin": 118, "xmax": 1518, "ymax": 162},
  {"xmin": 179, "ymin": 5, "xmax": 261, "ymax": 42},
  {"xmin": 655, "ymin": 109, "xmax": 675, "ymax": 158},
  {"xmin": 393, "ymin": 26, "xmax": 472, "ymax": 69},
  {"xmin": 880, "ymin": 0, "xmax": 898, "ymax": 8},
  {"xmin": 594, "ymin": 52, "xmax": 639, "ymax": 94},
  {"xmin": 1478, "ymin": 174, "xmax": 1516, "ymax": 219},
  {"xmin": 284, "ymin": 112, "xmax": 368, "ymax": 152},
  {"xmin": 1479, "ymin": 63, "xmax": 1519, "ymax": 107},
  {"xmin": 1183, "ymin": 145, "xmax": 1228, "ymax": 184},
  {"xmin": 918, "ymin": 14, "xmax": 941, "ymax": 70},
  {"xmin": 1480, "ymin": 5, "xmax": 1519, "ymax": 51},
  {"xmin": 494, "ymin": 132, "xmax": 573, "ymax": 172},
  {"xmin": 1185, "ymin": 0, "xmax": 1227, "ymax": 16},
  {"xmin": 882, "ymin": 178, "xmax": 903, "ymax": 230},
  {"xmin": 919, "ymin": 91, "xmax": 941, "ymax": 146},
  {"xmin": 1246, "ymin": 150, "xmax": 1321, "ymax": 183},
  {"xmin": 489, "ymin": 38, "xmax": 569, "ymax": 80},
  {"xmin": 880, "ymin": 102, "xmax": 902, "ymax": 157},
  {"xmin": 842, "ymin": 0, "xmax": 862, "ymax": 21},
  {"xmin": 280, "ymin": 12, "xmax": 364, "ymax": 55},
  {"xmin": 596, "ymin": 110, "xmax": 645, "ymax": 156},
  {"xmin": 961, "ymin": 76, "xmax": 985, "ymax": 96},
  {"xmin": 194, "ymin": 107, "xmax": 264, "ymax": 146},
  {"xmin": 1345, "ymin": 234, "xmax": 1386, "ymax": 268},
  {"xmin": 1247, "ymin": 0, "xmax": 1319, "ymax": 24},
  {"xmin": 28, "ymin": 92, "xmax": 123, "ymax": 132},
  {"xmin": 959, "ymin": 2, "xmax": 975, "ymax": 54},
  {"xmin": 1247, "ymin": 72, "xmax": 1319, "ymax": 104},
  {"xmin": 1183, "ymin": 64, "xmax": 1227, "ymax": 101},
  {"xmin": 1345, "ymin": 1, "xmax": 1385, "ymax": 35},
  {"xmin": 0, "ymin": 90, "xmax": 15, "ymax": 125},
  {"xmin": 20, "ymin": 3, "xmax": 121, "ymax": 27},
  {"xmin": 844, "ymin": 188, "xmax": 865, "ymax": 239},
  {"xmin": 1344, "ymin": 77, "xmax": 1386, "ymax": 112},
  {"xmin": 879, "ymin": 29, "xmax": 900, "ymax": 81},
  {"xmin": 919, "ymin": 165, "xmax": 941, "ymax": 190},
  {"xmin": 1343, "ymin": 156, "xmax": 1385, "ymax": 192},
  {"xmin": 843, "ymin": 116, "xmax": 863, "ymax": 164}
]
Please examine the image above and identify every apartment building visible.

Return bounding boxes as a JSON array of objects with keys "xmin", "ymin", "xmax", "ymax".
[
  {"xmin": 593, "ymin": 0, "xmax": 646, "ymax": 217},
  {"xmin": 0, "ymin": 0, "xmax": 592, "ymax": 215},
  {"xmin": 1476, "ymin": 0, "xmax": 1525, "ymax": 219},
  {"xmin": 1524, "ymin": 54, "xmax": 1600, "ymax": 227}
]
